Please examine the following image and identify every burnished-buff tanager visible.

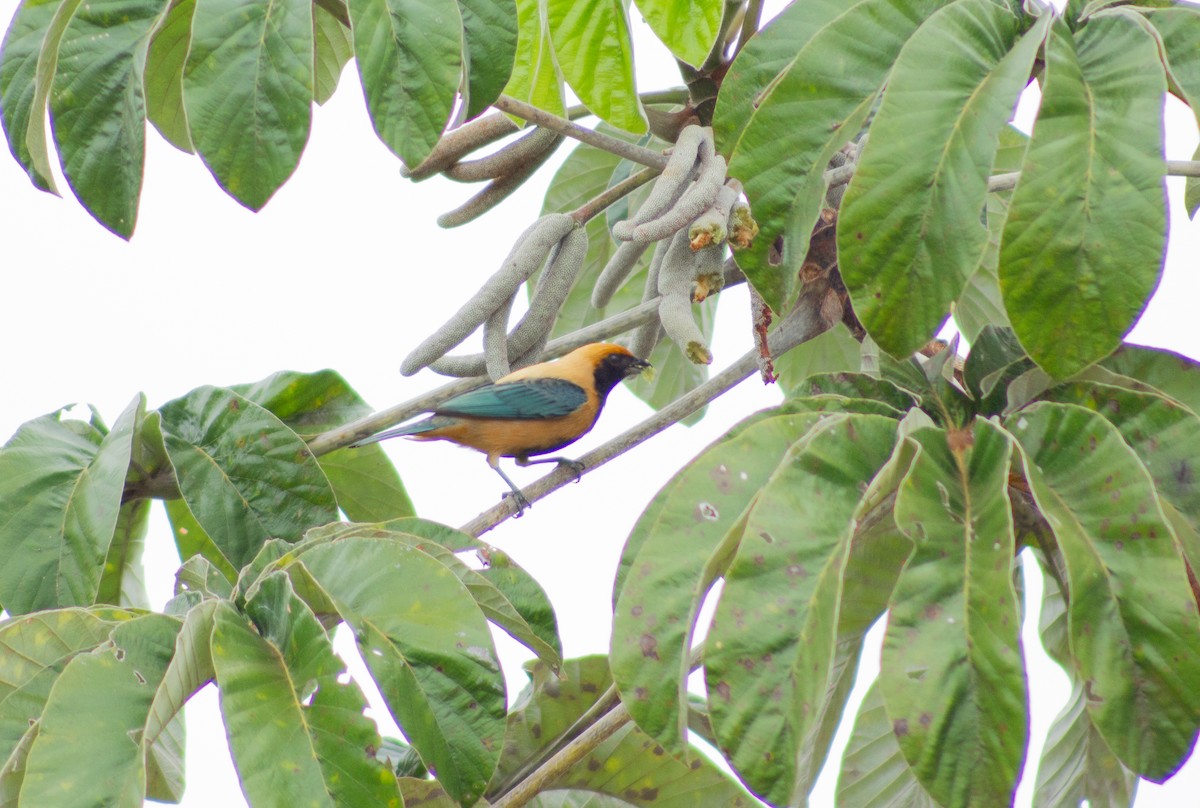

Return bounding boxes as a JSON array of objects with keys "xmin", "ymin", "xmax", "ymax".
[{"xmin": 354, "ymin": 343, "xmax": 650, "ymax": 508}]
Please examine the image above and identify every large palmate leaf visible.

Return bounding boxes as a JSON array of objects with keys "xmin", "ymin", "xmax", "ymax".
[
  {"xmin": 503, "ymin": 0, "xmax": 565, "ymax": 118},
  {"xmin": 212, "ymin": 575, "xmax": 400, "ymax": 807},
  {"xmin": 233, "ymin": 368, "xmax": 414, "ymax": 522},
  {"xmin": 838, "ymin": 1, "xmax": 1046, "ymax": 358},
  {"xmin": 144, "ymin": 0, "xmax": 195, "ymax": 151},
  {"xmin": 631, "ymin": 0, "xmax": 721, "ymax": 68},
  {"xmin": 705, "ymin": 414, "xmax": 899, "ymax": 805},
  {"xmin": 1032, "ymin": 566, "xmax": 1137, "ymax": 808},
  {"xmin": 999, "ymin": 16, "xmax": 1167, "ymax": 377},
  {"xmin": 95, "ymin": 498, "xmax": 152, "ymax": 608},
  {"xmin": 546, "ymin": 0, "xmax": 644, "ymax": 133},
  {"xmin": 50, "ymin": 0, "xmax": 168, "ymax": 237},
  {"xmin": 183, "ymin": 0, "xmax": 313, "ymax": 210},
  {"xmin": 611, "ymin": 409, "xmax": 827, "ymax": 755},
  {"xmin": 1101, "ymin": 343, "xmax": 1200, "ymax": 415},
  {"xmin": 0, "ymin": 606, "xmax": 138, "ymax": 774},
  {"xmin": 880, "ymin": 421, "xmax": 1027, "ymax": 807},
  {"xmin": 0, "ymin": 396, "xmax": 139, "ymax": 614},
  {"xmin": 313, "ymin": 1, "xmax": 354, "ymax": 106},
  {"xmin": 0, "ymin": 0, "xmax": 75, "ymax": 192},
  {"xmin": 952, "ymin": 125, "xmax": 1028, "ymax": 341},
  {"xmin": 304, "ymin": 521, "xmax": 561, "ymax": 668},
  {"xmin": 292, "ymin": 535, "xmax": 506, "ymax": 806},
  {"xmin": 18, "ymin": 614, "xmax": 181, "ymax": 806},
  {"xmin": 459, "ymin": 0, "xmax": 518, "ymax": 120},
  {"xmin": 350, "ymin": 0, "xmax": 463, "ymax": 168},
  {"xmin": 713, "ymin": 0, "xmax": 845, "ymax": 154},
  {"xmin": 1006, "ymin": 402, "xmax": 1200, "ymax": 778},
  {"xmin": 837, "ymin": 682, "xmax": 941, "ymax": 808},
  {"xmin": 721, "ymin": 0, "xmax": 942, "ymax": 314},
  {"xmin": 157, "ymin": 385, "xmax": 338, "ymax": 570}
]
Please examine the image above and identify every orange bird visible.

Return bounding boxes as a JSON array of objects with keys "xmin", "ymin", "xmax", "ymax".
[{"xmin": 354, "ymin": 343, "xmax": 650, "ymax": 509}]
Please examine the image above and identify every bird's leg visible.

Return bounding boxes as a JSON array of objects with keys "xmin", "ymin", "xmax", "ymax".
[
  {"xmin": 490, "ymin": 460, "xmax": 532, "ymax": 514},
  {"xmin": 516, "ymin": 455, "xmax": 585, "ymax": 483}
]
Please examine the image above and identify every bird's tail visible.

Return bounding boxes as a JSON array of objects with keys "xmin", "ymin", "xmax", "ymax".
[{"xmin": 351, "ymin": 416, "xmax": 446, "ymax": 447}]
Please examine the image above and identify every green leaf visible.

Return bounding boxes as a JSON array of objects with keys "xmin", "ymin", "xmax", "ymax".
[
  {"xmin": 1042, "ymin": 381, "xmax": 1200, "ymax": 573},
  {"xmin": 459, "ymin": 0, "xmax": 518, "ymax": 119},
  {"xmin": 611, "ymin": 410, "xmax": 826, "ymax": 754},
  {"xmin": 164, "ymin": 496, "xmax": 240, "ymax": 584},
  {"xmin": 380, "ymin": 517, "xmax": 562, "ymax": 660},
  {"xmin": 705, "ymin": 414, "xmax": 899, "ymax": 804},
  {"xmin": 157, "ymin": 385, "xmax": 338, "ymax": 570},
  {"xmin": 774, "ymin": 322, "xmax": 866, "ymax": 394},
  {"xmin": 314, "ymin": 1, "xmax": 354, "ymax": 106},
  {"xmin": 144, "ymin": 600, "xmax": 218, "ymax": 804},
  {"xmin": 307, "ymin": 522, "xmax": 561, "ymax": 667},
  {"xmin": 233, "ymin": 368, "xmax": 414, "ymax": 521},
  {"xmin": 503, "ymin": 0, "xmax": 565, "ymax": 118},
  {"xmin": 0, "ymin": 0, "xmax": 76, "ymax": 192},
  {"xmin": 1006, "ymin": 402, "xmax": 1200, "ymax": 778},
  {"xmin": 724, "ymin": 0, "xmax": 943, "ymax": 314},
  {"xmin": 999, "ymin": 16, "xmax": 1167, "ymax": 377},
  {"xmin": 144, "ymin": 0, "xmax": 195, "ymax": 151},
  {"xmin": 953, "ymin": 126, "xmax": 1028, "ymax": 341},
  {"xmin": 837, "ymin": 681, "xmax": 942, "ymax": 808},
  {"xmin": 1102, "ymin": 343, "xmax": 1200, "ymax": 415},
  {"xmin": 49, "ymin": 0, "xmax": 167, "ymax": 236},
  {"xmin": 20, "ymin": 613, "xmax": 181, "ymax": 806},
  {"xmin": 1031, "ymin": 567, "xmax": 1137, "ymax": 808},
  {"xmin": 962, "ymin": 325, "xmax": 1033, "ymax": 416},
  {"xmin": 95, "ymin": 498, "xmax": 151, "ymax": 608},
  {"xmin": 0, "ymin": 607, "xmax": 138, "ymax": 768},
  {"xmin": 546, "ymin": 0, "xmax": 644, "ymax": 133},
  {"xmin": 183, "ymin": 0, "xmax": 313, "ymax": 210},
  {"xmin": 0, "ymin": 721, "xmax": 36, "ymax": 807},
  {"xmin": 212, "ymin": 575, "xmax": 401, "ymax": 807},
  {"xmin": 713, "ymin": 0, "xmax": 846, "ymax": 154},
  {"xmin": 0, "ymin": 397, "xmax": 139, "ymax": 614},
  {"xmin": 319, "ymin": 447, "xmax": 415, "ymax": 521},
  {"xmin": 839, "ymin": 1, "xmax": 1044, "ymax": 359},
  {"xmin": 294, "ymin": 536, "xmax": 506, "ymax": 805},
  {"xmin": 790, "ymin": 372, "xmax": 917, "ymax": 415},
  {"xmin": 631, "ymin": 0, "xmax": 721, "ymax": 68},
  {"xmin": 881, "ymin": 421, "xmax": 1026, "ymax": 806},
  {"xmin": 350, "ymin": 0, "xmax": 463, "ymax": 168},
  {"xmin": 1145, "ymin": 6, "xmax": 1200, "ymax": 118}
]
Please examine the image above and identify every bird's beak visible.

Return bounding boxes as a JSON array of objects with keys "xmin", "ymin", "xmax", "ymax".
[{"xmin": 627, "ymin": 358, "xmax": 653, "ymax": 378}]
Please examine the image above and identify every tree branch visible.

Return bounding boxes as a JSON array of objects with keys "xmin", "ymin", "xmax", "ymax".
[
  {"xmin": 491, "ymin": 703, "xmax": 632, "ymax": 808},
  {"xmin": 458, "ymin": 299, "xmax": 829, "ymax": 537},
  {"xmin": 493, "ymin": 96, "xmax": 670, "ymax": 170},
  {"xmin": 571, "ymin": 166, "xmax": 661, "ymax": 225}
]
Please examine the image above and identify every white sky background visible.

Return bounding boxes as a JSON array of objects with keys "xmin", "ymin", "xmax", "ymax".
[{"xmin": 1, "ymin": 0, "xmax": 1199, "ymax": 805}]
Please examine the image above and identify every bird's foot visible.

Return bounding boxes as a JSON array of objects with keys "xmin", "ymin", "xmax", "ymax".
[
  {"xmin": 557, "ymin": 458, "xmax": 585, "ymax": 483},
  {"xmin": 502, "ymin": 489, "xmax": 532, "ymax": 515}
]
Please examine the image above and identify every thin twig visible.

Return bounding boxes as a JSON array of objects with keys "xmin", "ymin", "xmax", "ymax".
[
  {"xmin": 490, "ymin": 683, "xmax": 622, "ymax": 799},
  {"xmin": 571, "ymin": 166, "xmax": 661, "ymax": 225},
  {"xmin": 493, "ymin": 96, "xmax": 670, "ymax": 171},
  {"xmin": 491, "ymin": 703, "xmax": 632, "ymax": 808},
  {"xmin": 1167, "ymin": 159, "xmax": 1200, "ymax": 178},
  {"xmin": 458, "ymin": 301, "xmax": 828, "ymax": 537}
]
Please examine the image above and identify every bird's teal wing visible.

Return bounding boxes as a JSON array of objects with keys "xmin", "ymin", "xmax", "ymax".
[{"xmin": 435, "ymin": 378, "xmax": 587, "ymax": 420}]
